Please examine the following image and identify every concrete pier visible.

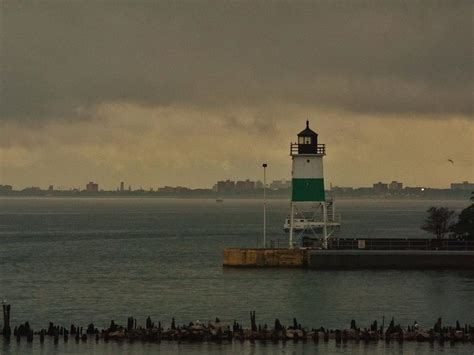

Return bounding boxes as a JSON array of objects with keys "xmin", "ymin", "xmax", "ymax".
[
  {"xmin": 223, "ymin": 248, "xmax": 308, "ymax": 267},
  {"xmin": 308, "ymin": 250, "xmax": 474, "ymax": 269},
  {"xmin": 223, "ymin": 248, "xmax": 474, "ymax": 269}
]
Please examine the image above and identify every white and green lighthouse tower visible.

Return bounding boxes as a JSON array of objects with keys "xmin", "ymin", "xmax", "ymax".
[{"xmin": 288, "ymin": 121, "xmax": 335, "ymax": 249}]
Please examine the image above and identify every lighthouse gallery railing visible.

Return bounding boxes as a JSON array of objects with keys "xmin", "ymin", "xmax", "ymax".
[{"xmin": 290, "ymin": 143, "xmax": 326, "ymax": 155}]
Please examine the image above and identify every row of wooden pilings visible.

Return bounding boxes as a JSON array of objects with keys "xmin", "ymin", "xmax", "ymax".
[{"xmin": 2, "ymin": 305, "xmax": 474, "ymax": 345}]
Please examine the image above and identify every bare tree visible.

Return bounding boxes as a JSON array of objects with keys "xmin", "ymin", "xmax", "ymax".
[{"xmin": 421, "ymin": 207, "xmax": 456, "ymax": 240}]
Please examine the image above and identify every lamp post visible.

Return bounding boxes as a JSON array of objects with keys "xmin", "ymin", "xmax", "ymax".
[{"xmin": 262, "ymin": 163, "xmax": 267, "ymax": 248}]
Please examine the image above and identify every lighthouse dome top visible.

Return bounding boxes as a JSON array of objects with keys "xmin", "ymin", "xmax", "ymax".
[{"xmin": 297, "ymin": 120, "xmax": 318, "ymax": 137}]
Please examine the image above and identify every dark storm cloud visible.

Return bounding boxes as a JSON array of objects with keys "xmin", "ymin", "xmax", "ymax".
[{"xmin": 1, "ymin": 1, "xmax": 472, "ymax": 123}]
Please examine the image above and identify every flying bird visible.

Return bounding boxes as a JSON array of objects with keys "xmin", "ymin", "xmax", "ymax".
[{"xmin": 448, "ymin": 159, "xmax": 454, "ymax": 164}]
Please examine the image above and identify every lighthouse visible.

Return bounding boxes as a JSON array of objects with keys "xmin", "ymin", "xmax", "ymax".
[{"xmin": 288, "ymin": 121, "xmax": 338, "ymax": 249}]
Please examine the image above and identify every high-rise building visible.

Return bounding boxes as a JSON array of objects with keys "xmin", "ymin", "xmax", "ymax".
[
  {"xmin": 270, "ymin": 180, "xmax": 291, "ymax": 190},
  {"xmin": 451, "ymin": 181, "xmax": 474, "ymax": 190},
  {"xmin": 373, "ymin": 182, "xmax": 388, "ymax": 193},
  {"xmin": 235, "ymin": 179, "xmax": 255, "ymax": 192},
  {"xmin": 216, "ymin": 180, "xmax": 235, "ymax": 193},
  {"xmin": 0, "ymin": 185, "xmax": 13, "ymax": 192},
  {"xmin": 86, "ymin": 182, "xmax": 99, "ymax": 192},
  {"xmin": 388, "ymin": 181, "xmax": 403, "ymax": 191}
]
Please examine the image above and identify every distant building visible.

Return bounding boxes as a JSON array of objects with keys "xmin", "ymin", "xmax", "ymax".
[
  {"xmin": 357, "ymin": 187, "xmax": 374, "ymax": 194},
  {"xmin": 373, "ymin": 182, "xmax": 388, "ymax": 193},
  {"xmin": 235, "ymin": 179, "xmax": 255, "ymax": 192},
  {"xmin": 404, "ymin": 187, "xmax": 425, "ymax": 194},
  {"xmin": 270, "ymin": 180, "xmax": 291, "ymax": 190},
  {"xmin": 216, "ymin": 180, "xmax": 235, "ymax": 193},
  {"xmin": 157, "ymin": 186, "xmax": 190, "ymax": 194},
  {"xmin": 48, "ymin": 185, "xmax": 54, "ymax": 192},
  {"xmin": 332, "ymin": 186, "xmax": 354, "ymax": 193},
  {"xmin": 0, "ymin": 184, "xmax": 13, "ymax": 192},
  {"xmin": 22, "ymin": 186, "xmax": 41, "ymax": 193},
  {"xmin": 86, "ymin": 181, "xmax": 99, "ymax": 192},
  {"xmin": 158, "ymin": 186, "xmax": 173, "ymax": 193},
  {"xmin": 255, "ymin": 181, "xmax": 264, "ymax": 189},
  {"xmin": 451, "ymin": 181, "xmax": 474, "ymax": 190},
  {"xmin": 388, "ymin": 181, "xmax": 403, "ymax": 191},
  {"xmin": 120, "ymin": 181, "xmax": 125, "ymax": 192}
]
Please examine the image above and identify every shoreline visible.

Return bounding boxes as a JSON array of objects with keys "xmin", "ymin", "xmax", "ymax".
[{"xmin": 0, "ymin": 195, "xmax": 471, "ymax": 201}]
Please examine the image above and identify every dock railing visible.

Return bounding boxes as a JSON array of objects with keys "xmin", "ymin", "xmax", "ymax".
[{"xmin": 252, "ymin": 238, "xmax": 474, "ymax": 251}]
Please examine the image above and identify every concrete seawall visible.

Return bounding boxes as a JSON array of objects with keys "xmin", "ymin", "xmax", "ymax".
[
  {"xmin": 223, "ymin": 248, "xmax": 308, "ymax": 267},
  {"xmin": 223, "ymin": 248, "xmax": 474, "ymax": 269},
  {"xmin": 308, "ymin": 250, "xmax": 474, "ymax": 269}
]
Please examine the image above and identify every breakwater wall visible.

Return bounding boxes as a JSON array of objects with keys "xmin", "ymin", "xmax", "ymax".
[
  {"xmin": 223, "ymin": 248, "xmax": 474, "ymax": 269},
  {"xmin": 309, "ymin": 250, "xmax": 474, "ymax": 269},
  {"xmin": 223, "ymin": 248, "xmax": 308, "ymax": 267}
]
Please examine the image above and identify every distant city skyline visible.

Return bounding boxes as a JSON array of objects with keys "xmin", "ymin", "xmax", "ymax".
[
  {"xmin": 2, "ymin": 179, "xmax": 473, "ymax": 193},
  {"xmin": 1, "ymin": 2, "xmax": 472, "ymax": 189},
  {"xmin": 1, "ymin": 178, "xmax": 472, "ymax": 202}
]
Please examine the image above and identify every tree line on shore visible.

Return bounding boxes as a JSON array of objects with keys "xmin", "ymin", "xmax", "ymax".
[{"xmin": 422, "ymin": 192, "xmax": 474, "ymax": 241}]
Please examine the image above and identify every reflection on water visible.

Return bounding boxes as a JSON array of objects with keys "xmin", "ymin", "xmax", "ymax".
[{"xmin": 1, "ymin": 337, "xmax": 473, "ymax": 354}]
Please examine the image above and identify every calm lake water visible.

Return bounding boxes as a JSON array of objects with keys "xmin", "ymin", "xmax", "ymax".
[{"xmin": 0, "ymin": 197, "xmax": 473, "ymax": 354}]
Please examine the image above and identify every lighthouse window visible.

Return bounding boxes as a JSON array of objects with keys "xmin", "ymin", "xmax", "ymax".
[
  {"xmin": 304, "ymin": 137, "xmax": 311, "ymax": 144},
  {"xmin": 298, "ymin": 136, "xmax": 304, "ymax": 144}
]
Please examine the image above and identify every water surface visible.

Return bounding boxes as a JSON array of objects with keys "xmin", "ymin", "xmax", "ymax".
[{"xmin": 0, "ymin": 198, "xmax": 472, "ymax": 354}]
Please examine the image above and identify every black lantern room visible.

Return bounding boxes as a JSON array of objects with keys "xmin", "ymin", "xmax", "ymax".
[{"xmin": 297, "ymin": 120, "xmax": 318, "ymax": 154}]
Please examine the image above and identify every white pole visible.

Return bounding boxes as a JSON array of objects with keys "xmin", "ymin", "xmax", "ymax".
[
  {"xmin": 262, "ymin": 163, "xmax": 267, "ymax": 248},
  {"xmin": 332, "ymin": 196, "xmax": 336, "ymax": 222},
  {"xmin": 322, "ymin": 203, "xmax": 328, "ymax": 249},
  {"xmin": 289, "ymin": 202, "xmax": 294, "ymax": 249}
]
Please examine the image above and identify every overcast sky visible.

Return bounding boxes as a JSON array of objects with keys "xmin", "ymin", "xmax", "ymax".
[{"xmin": 1, "ymin": 1, "xmax": 472, "ymax": 189}]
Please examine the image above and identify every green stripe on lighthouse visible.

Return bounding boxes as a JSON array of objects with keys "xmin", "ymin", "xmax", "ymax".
[{"xmin": 292, "ymin": 178, "xmax": 325, "ymax": 201}]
